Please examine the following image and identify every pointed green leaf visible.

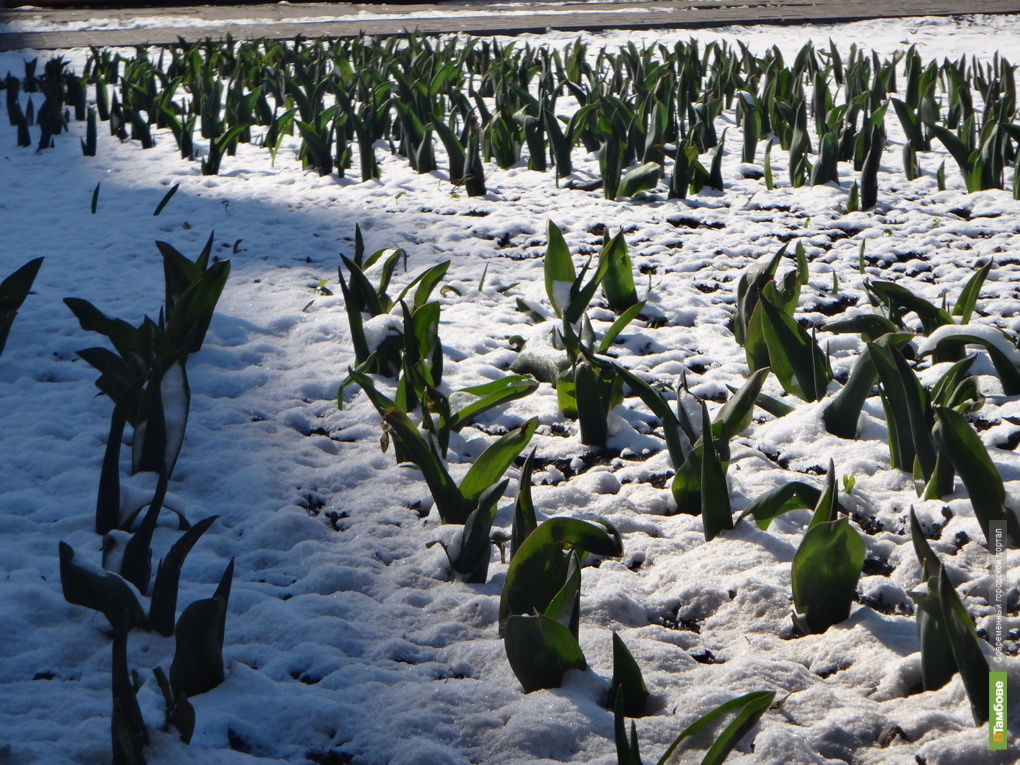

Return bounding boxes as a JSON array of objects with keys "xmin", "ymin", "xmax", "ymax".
[
  {"xmin": 937, "ymin": 564, "xmax": 990, "ymax": 725},
  {"xmin": 504, "ymin": 612, "xmax": 586, "ymax": 693},
  {"xmin": 791, "ymin": 518, "xmax": 865, "ymax": 633},
  {"xmin": 608, "ymin": 632, "xmax": 649, "ymax": 717},
  {"xmin": 933, "ymin": 406, "xmax": 1020, "ymax": 547},
  {"xmin": 655, "ymin": 691, "xmax": 775, "ymax": 765}
]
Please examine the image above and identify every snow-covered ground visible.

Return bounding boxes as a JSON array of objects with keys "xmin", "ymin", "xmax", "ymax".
[{"xmin": 2, "ymin": 12, "xmax": 1019, "ymax": 765}]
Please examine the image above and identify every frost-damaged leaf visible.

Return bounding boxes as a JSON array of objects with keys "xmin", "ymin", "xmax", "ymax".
[
  {"xmin": 59, "ymin": 541, "xmax": 147, "ymax": 631},
  {"xmin": 608, "ymin": 633, "xmax": 649, "ymax": 718},
  {"xmin": 791, "ymin": 517, "xmax": 865, "ymax": 633},
  {"xmin": 932, "ymin": 406, "xmax": 1020, "ymax": 547},
  {"xmin": 655, "ymin": 691, "xmax": 775, "ymax": 765}
]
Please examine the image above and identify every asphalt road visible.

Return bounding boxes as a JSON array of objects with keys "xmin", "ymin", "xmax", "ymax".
[{"xmin": 1, "ymin": 0, "xmax": 1019, "ymax": 51}]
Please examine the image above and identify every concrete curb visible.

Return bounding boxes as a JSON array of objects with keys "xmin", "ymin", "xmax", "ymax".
[{"xmin": 2, "ymin": 0, "xmax": 1020, "ymax": 51}]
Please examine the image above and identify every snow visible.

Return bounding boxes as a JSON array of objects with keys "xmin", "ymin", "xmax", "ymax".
[{"xmin": 2, "ymin": 10, "xmax": 1020, "ymax": 765}]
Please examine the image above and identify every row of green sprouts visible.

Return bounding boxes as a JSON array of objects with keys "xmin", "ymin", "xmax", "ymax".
[
  {"xmin": 1, "ymin": 234, "xmax": 235, "ymax": 762},
  {"xmin": 339, "ymin": 221, "xmax": 1016, "ymax": 757},
  {"xmin": 4, "ymin": 34, "xmax": 1020, "ymax": 199}
]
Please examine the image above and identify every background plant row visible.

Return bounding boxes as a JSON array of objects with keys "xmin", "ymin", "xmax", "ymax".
[{"xmin": 4, "ymin": 31, "xmax": 1020, "ymax": 202}]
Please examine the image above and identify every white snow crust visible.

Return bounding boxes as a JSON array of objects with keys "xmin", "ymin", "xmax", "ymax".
[{"xmin": 1, "ymin": 12, "xmax": 1019, "ymax": 765}]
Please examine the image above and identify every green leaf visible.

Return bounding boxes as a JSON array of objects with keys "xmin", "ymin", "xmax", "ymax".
[
  {"xmin": 598, "ymin": 301, "xmax": 645, "ymax": 353},
  {"xmin": 700, "ymin": 400, "xmax": 732, "ymax": 541},
  {"xmin": 822, "ymin": 333, "xmax": 913, "ymax": 439},
  {"xmin": 545, "ymin": 551, "xmax": 582, "ymax": 636},
  {"xmin": 169, "ymin": 558, "xmax": 233, "ymax": 698},
  {"xmin": 438, "ymin": 480, "xmax": 507, "ymax": 583},
  {"xmin": 500, "ymin": 517, "xmax": 622, "ymax": 634},
  {"xmin": 866, "ymin": 280, "xmax": 953, "ymax": 335},
  {"xmin": 715, "ymin": 367, "xmax": 770, "ymax": 439},
  {"xmin": 618, "ymin": 161, "xmax": 661, "ymax": 198},
  {"xmin": 59, "ymin": 541, "xmax": 147, "ymax": 631},
  {"xmin": 823, "ymin": 314, "xmax": 899, "ymax": 342},
  {"xmin": 807, "ymin": 460, "xmax": 839, "ymax": 528},
  {"xmin": 938, "ymin": 564, "xmax": 990, "ymax": 725},
  {"xmin": 153, "ymin": 182, "xmax": 180, "ymax": 216},
  {"xmin": 791, "ymin": 518, "xmax": 865, "ymax": 633},
  {"xmin": 95, "ymin": 378, "xmax": 143, "ymax": 535},
  {"xmin": 608, "ymin": 632, "xmax": 650, "ymax": 717},
  {"xmin": 0, "ymin": 256, "xmax": 43, "ymax": 356},
  {"xmin": 459, "ymin": 418, "xmax": 538, "ymax": 508},
  {"xmin": 614, "ymin": 365, "xmax": 688, "ymax": 468},
  {"xmin": 869, "ymin": 340, "xmax": 935, "ymax": 476},
  {"xmin": 615, "ymin": 695, "xmax": 642, "ymax": 765},
  {"xmin": 734, "ymin": 246, "xmax": 785, "ymax": 348},
  {"xmin": 510, "ymin": 449, "xmax": 538, "ymax": 560},
  {"xmin": 909, "ymin": 507, "xmax": 943, "ymax": 583},
  {"xmin": 599, "ymin": 231, "xmax": 639, "ymax": 311},
  {"xmin": 910, "ymin": 581, "xmax": 958, "ymax": 692},
  {"xmin": 933, "ymin": 406, "xmax": 1020, "ymax": 547},
  {"xmin": 447, "ymin": 376, "xmax": 538, "ymax": 432},
  {"xmin": 757, "ymin": 297, "xmax": 829, "ymax": 401},
  {"xmin": 504, "ymin": 612, "xmax": 586, "ymax": 693},
  {"xmin": 707, "ymin": 128, "xmax": 727, "ymax": 190},
  {"xmin": 738, "ymin": 481, "xmax": 821, "ymax": 530},
  {"xmin": 120, "ymin": 469, "xmax": 169, "ymax": 595},
  {"xmin": 655, "ymin": 691, "xmax": 775, "ymax": 765},
  {"xmin": 921, "ymin": 331, "xmax": 1020, "ymax": 396},
  {"xmin": 575, "ymin": 359, "xmax": 609, "ymax": 446},
  {"xmin": 545, "ymin": 221, "xmax": 576, "ymax": 319},
  {"xmin": 399, "ymin": 261, "xmax": 451, "ymax": 313},
  {"xmin": 112, "ymin": 628, "xmax": 148, "ymax": 763},
  {"xmin": 149, "ymin": 515, "xmax": 218, "ymax": 637}
]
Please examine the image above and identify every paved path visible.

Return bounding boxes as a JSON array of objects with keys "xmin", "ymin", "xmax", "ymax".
[{"xmin": 2, "ymin": 0, "xmax": 1019, "ymax": 51}]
